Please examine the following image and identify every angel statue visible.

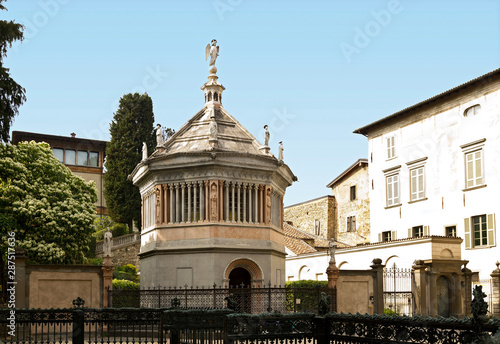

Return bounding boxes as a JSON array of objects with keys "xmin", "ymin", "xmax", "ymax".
[{"xmin": 205, "ymin": 39, "xmax": 219, "ymax": 66}]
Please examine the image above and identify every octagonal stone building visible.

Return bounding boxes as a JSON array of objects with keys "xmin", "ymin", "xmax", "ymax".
[{"xmin": 130, "ymin": 62, "xmax": 296, "ymax": 288}]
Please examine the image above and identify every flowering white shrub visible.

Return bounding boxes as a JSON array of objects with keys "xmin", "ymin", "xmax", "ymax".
[{"xmin": 0, "ymin": 141, "xmax": 97, "ymax": 264}]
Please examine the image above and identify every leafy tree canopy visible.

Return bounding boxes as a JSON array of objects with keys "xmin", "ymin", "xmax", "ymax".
[
  {"xmin": 104, "ymin": 93, "xmax": 156, "ymax": 230},
  {"xmin": 0, "ymin": 0, "xmax": 26, "ymax": 142},
  {"xmin": 0, "ymin": 141, "xmax": 97, "ymax": 264}
]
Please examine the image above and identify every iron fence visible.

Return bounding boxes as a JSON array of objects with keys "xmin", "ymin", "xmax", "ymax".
[
  {"xmin": 109, "ymin": 283, "xmax": 337, "ymax": 314},
  {"xmin": 2, "ymin": 305, "xmax": 499, "ymax": 344},
  {"xmin": 0, "ymin": 308, "xmax": 164, "ymax": 344},
  {"xmin": 384, "ymin": 264, "xmax": 413, "ymax": 315}
]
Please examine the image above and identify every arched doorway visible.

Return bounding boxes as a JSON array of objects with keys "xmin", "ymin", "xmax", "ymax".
[
  {"xmin": 437, "ymin": 276, "xmax": 450, "ymax": 317},
  {"xmin": 229, "ymin": 267, "xmax": 251, "ymax": 288},
  {"xmin": 228, "ymin": 267, "xmax": 252, "ymax": 313}
]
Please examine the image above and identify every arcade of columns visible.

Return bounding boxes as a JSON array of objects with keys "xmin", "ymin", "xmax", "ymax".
[{"xmin": 143, "ymin": 180, "xmax": 283, "ymax": 229}]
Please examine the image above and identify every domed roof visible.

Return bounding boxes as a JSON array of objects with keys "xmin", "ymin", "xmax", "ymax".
[{"xmin": 153, "ymin": 105, "xmax": 272, "ymax": 158}]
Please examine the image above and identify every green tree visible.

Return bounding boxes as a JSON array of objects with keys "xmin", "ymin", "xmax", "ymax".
[
  {"xmin": 104, "ymin": 93, "xmax": 155, "ymax": 230},
  {"xmin": 0, "ymin": 141, "xmax": 97, "ymax": 264},
  {"xmin": 0, "ymin": 1, "xmax": 26, "ymax": 143}
]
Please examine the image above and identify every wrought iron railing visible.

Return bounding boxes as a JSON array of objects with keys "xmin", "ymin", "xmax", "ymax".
[
  {"xmin": 109, "ymin": 283, "xmax": 336, "ymax": 314},
  {"xmin": 0, "ymin": 308, "xmax": 164, "ymax": 344},
  {"xmin": 384, "ymin": 264, "xmax": 413, "ymax": 315},
  {"xmin": 2, "ymin": 307, "xmax": 500, "ymax": 344}
]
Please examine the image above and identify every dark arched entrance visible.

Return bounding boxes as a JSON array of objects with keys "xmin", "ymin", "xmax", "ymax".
[
  {"xmin": 228, "ymin": 268, "xmax": 251, "ymax": 312},
  {"xmin": 229, "ymin": 267, "xmax": 251, "ymax": 287}
]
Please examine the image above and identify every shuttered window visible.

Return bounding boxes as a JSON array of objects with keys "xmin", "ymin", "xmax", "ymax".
[
  {"xmin": 464, "ymin": 214, "xmax": 495, "ymax": 248},
  {"xmin": 410, "ymin": 166, "xmax": 425, "ymax": 201},
  {"xmin": 465, "ymin": 150, "xmax": 484, "ymax": 188},
  {"xmin": 386, "ymin": 174, "xmax": 400, "ymax": 206}
]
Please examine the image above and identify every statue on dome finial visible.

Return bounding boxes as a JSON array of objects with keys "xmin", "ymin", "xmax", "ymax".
[{"xmin": 205, "ymin": 39, "xmax": 219, "ymax": 67}]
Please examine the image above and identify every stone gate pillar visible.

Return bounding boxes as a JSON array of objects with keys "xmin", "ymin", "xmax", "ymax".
[
  {"xmin": 370, "ymin": 258, "xmax": 385, "ymax": 315},
  {"xmin": 102, "ymin": 257, "xmax": 114, "ymax": 307},
  {"xmin": 412, "ymin": 260, "xmax": 427, "ymax": 316},
  {"xmin": 462, "ymin": 264, "xmax": 473, "ymax": 316},
  {"xmin": 490, "ymin": 262, "xmax": 500, "ymax": 317}
]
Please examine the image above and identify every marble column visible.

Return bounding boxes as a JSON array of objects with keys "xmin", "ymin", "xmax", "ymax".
[
  {"xmin": 243, "ymin": 183, "xmax": 247, "ymax": 223},
  {"xmin": 199, "ymin": 181, "xmax": 205, "ymax": 221},
  {"xmin": 187, "ymin": 182, "xmax": 192, "ymax": 222},
  {"xmin": 175, "ymin": 183, "xmax": 180, "ymax": 223},
  {"xmin": 169, "ymin": 184, "xmax": 175, "ymax": 223},
  {"xmin": 237, "ymin": 183, "xmax": 241, "ymax": 222},
  {"xmin": 225, "ymin": 181, "xmax": 230, "ymax": 222},
  {"xmin": 181, "ymin": 183, "xmax": 186, "ymax": 223}
]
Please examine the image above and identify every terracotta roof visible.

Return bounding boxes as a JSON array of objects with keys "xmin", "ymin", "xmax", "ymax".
[
  {"xmin": 353, "ymin": 68, "xmax": 500, "ymax": 136},
  {"xmin": 283, "ymin": 222, "xmax": 350, "ymax": 255},
  {"xmin": 284, "ymin": 236, "xmax": 317, "ymax": 255}
]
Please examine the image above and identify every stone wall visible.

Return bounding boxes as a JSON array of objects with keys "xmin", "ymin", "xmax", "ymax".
[
  {"xmin": 96, "ymin": 233, "xmax": 141, "ymax": 270},
  {"xmin": 284, "ymin": 196, "xmax": 335, "ymax": 239},
  {"xmin": 14, "ymin": 252, "xmax": 103, "ymax": 309},
  {"xmin": 331, "ymin": 165, "xmax": 370, "ymax": 246}
]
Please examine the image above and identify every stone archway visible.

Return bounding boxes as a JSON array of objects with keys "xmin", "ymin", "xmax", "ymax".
[
  {"xmin": 224, "ymin": 259, "xmax": 264, "ymax": 313},
  {"xmin": 224, "ymin": 258, "xmax": 264, "ymax": 287},
  {"xmin": 437, "ymin": 275, "xmax": 451, "ymax": 317}
]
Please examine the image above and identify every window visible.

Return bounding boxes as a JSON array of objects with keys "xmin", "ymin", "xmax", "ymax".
[
  {"xmin": 386, "ymin": 174, "xmax": 400, "ymax": 206},
  {"xmin": 314, "ymin": 220, "xmax": 321, "ymax": 236},
  {"xmin": 350, "ymin": 185, "xmax": 356, "ymax": 201},
  {"xmin": 77, "ymin": 150, "xmax": 88, "ymax": 166},
  {"xmin": 445, "ymin": 225, "xmax": 457, "ymax": 237},
  {"xmin": 347, "ymin": 216, "xmax": 356, "ymax": 232},
  {"xmin": 52, "ymin": 148, "xmax": 64, "ymax": 163},
  {"xmin": 465, "ymin": 150, "xmax": 484, "ymax": 188},
  {"xmin": 464, "ymin": 104, "xmax": 481, "ymax": 117},
  {"xmin": 413, "ymin": 226, "xmax": 423, "ymax": 237},
  {"xmin": 410, "ymin": 167, "xmax": 425, "ymax": 201},
  {"xmin": 409, "ymin": 225, "xmax": 428, "ymax": 238},
  {"xmin": 387, "ymin": 136, "xmax": 396, "ymax": 159},
  {"xmin": 473, "ymin": 215, "xmax": 488, "ymax": 247},
  {"xmin": 65, "ymin": 149, "xmax": 76, "ymax": 165},
  {"xmin": 51, "ymin": 148, "xmax": 99, "ymax": 167},
  {"xmin": 379, "ymin": 230, "xmax": 396, "ymax": 242},
  {"xmin": 89, "ymin": 152, "xmax": 99, "ymax": 167},
  {"xmin": 464, "ymin": 214, "xmax": 496, "ymax": 249}
]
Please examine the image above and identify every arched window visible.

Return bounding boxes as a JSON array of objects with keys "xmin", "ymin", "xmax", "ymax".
[
  {"xmin": 208, "ymin": 92, "xmax": 212, "ymax": 101},
  {"xmin": 464, "ymin": 104, "xmax": 481, "ymax": 117},
  {"xmin": 214, "ymin": 92, "xmax": 219, "ymax": 101}
]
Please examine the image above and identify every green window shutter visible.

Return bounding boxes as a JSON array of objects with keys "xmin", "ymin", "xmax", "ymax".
[
  {"xmin": 487, "ymin": 214, "xmax": 496, "ymax": 247},
  {"xmin": 392, "ymin": 231, "xmax": 397, "ymax": 240},
  {"xmin": 464, "ymin": 218, "xmax": 471, "ymax": 249},
  {"xmin": 424, "ymin": 226, "xmax": 429, "ymax": 236},
  {"xmin": 408, "ymin": 228, "xmax": 412, "ymax": 238},
  {"xmin": 378, "ymin": 233, "xmax": 382, "ymax": 242}
]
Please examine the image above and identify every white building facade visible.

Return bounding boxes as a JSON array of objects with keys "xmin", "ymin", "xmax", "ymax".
[{"xmin": 354, "ymin": 68, "xmax": 500, "ymax": 279}]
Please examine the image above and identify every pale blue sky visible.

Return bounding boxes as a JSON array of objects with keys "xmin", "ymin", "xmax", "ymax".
[{"xmin": 4, "ymin": 0, "xmax": 500, "ymax": 205}]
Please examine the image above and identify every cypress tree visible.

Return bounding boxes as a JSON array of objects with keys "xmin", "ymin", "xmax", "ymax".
[
  {"xmin": 104, "ymin": 93, "xmax": 155, "ymax": 230},
  {"xmin": 0, "ymin": 0, "xmax": 26, "ymax": 143}
]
